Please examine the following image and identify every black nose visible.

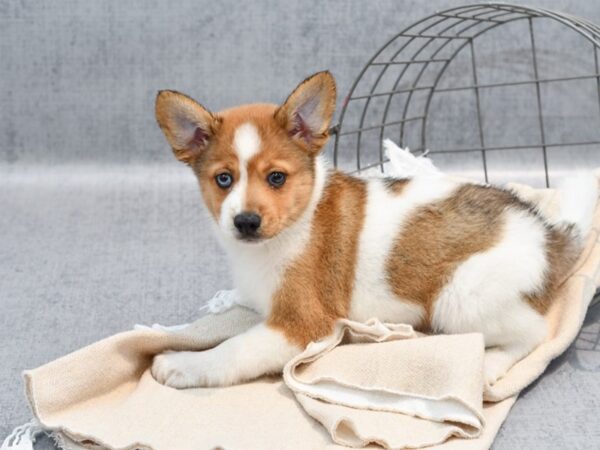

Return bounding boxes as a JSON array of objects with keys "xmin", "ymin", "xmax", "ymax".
[{"xmin": 233, "ymin": 212, "xmax": 261, "ymax": 236}]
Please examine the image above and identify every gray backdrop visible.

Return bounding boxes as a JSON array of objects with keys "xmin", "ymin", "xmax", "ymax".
[
  {"xmin": 1, "ymin": 1, "xmax": 599, "ymax": 448},
  {"xmin": 2, "ymin": 0, "xmax": 600, "ymax": 166}
]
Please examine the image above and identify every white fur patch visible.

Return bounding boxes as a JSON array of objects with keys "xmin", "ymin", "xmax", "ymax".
[
  {"xmin": 553, "ymin": 172, "xmax": 599, "ymax": 237},
  {"xmin": 349, "ymin": 176, "xmax": 458, "ymax": 325},
  {"xmin": 431, "ymin": 209, "xmax": 548, "ymax": 344},
  {"xmin": 219, "ymin": 122, "xmax": 262, "ymax": 237},
  {"xmin": 431, "ymin": 209, "xmax": 549, "ymax": 384},
  {"xmin": 233, "ymin": 122, "xmax": 261, "ymax": 162}
]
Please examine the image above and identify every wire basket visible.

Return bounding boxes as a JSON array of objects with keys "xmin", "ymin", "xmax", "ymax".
[{"xmin": 331, "ymin": 2, "xmax": 600, "ymax": 188}]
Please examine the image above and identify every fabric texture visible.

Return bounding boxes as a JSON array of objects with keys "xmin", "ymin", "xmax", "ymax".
[{"xmin": 17, "ymin": 179, "xmax": 600, "ymax": 449}]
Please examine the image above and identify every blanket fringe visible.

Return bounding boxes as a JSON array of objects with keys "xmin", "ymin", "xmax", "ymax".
[{"xmin": 1, "ymin": 419, "xmax": 43, "ymax": 450}]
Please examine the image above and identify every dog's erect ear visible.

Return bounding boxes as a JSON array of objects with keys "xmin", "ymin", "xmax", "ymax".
[
  {"xmin": 275, "ymin": 71, "xmax": 336, "ymax": 154},
  {"xmin": 155, "ymin": 90, "xmax": 219, "ymax": 164}
]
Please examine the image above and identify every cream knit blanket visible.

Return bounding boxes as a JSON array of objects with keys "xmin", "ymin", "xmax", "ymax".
[{"xmin": 11, "ymin": 180, "xmax": 600, "ymax": 450}]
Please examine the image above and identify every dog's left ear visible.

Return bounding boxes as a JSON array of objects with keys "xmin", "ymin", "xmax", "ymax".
[
  {"xmin": 275, "ymin": 71, "xmax": 336, "ymax": 154},
  {"xmin": 155, "ymin": 90, "xmax": 219, "ymax": 164}
]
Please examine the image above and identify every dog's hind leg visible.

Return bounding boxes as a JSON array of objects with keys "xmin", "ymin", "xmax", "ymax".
[{"xmin": 483, "ymin": 306, "xmax": 547, "ymax": 387}]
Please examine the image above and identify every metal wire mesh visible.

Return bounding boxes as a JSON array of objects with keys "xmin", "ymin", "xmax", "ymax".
[{"xmin": 331, "ymin": 2, "xmax": 600, "ymax": 188}]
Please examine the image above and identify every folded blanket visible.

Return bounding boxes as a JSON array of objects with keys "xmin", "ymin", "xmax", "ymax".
[
  {"xmin": 284, "ymin": 321, "xmax": 486, "ymax": 448},
  {"xmin": 7, "ymin": 179, "xmax": 600, "ymax": 450}
]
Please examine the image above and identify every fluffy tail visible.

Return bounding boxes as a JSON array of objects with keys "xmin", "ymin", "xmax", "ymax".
[{"xmin": 554, "ymin": 172, "xmax": 598, "ymax": 239}]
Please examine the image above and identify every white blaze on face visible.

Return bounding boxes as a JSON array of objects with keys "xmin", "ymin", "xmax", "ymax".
[{"xmin": 219, "ymin": 122, "xmax": 261, "ymax": 237}]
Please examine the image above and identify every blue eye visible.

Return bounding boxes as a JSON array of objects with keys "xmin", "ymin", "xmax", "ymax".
[
  {"xmin": 267, "ymin": 171, "xmax": 287, "ymax": 188},
  {"xmin": 215, "ymin": 173, "xmax": 233, "ymax": 189}
]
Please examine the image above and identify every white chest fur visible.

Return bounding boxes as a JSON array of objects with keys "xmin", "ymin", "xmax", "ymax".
[
  {"xmin": 229, "ymin": 250, "xmax": 286, "ymax": 316},
  {"xmin": 222, "ymin": 214, "xmax": 314, "ymax": 317}
]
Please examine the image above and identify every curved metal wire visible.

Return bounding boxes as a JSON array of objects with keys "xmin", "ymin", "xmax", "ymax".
[
  {"xmin": 351, "ymin": 14, "xmax": 451, "ymax": 172},
  {"xmin": 332, "ymin": 3, "xmax": 600, "ymax": 188}
]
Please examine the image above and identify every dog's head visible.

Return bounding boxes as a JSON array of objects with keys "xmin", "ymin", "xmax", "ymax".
[{"xmin": 155, "ymin": 72, "xmax": 336, "ymax": 243}]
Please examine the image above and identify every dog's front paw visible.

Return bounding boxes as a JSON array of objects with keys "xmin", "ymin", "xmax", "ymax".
[{"xmin": 151, "ymin": 351, "xmax": 204, "ymax": 389}]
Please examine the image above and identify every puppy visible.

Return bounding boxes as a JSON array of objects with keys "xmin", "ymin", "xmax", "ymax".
[{"xmin": 152, "ymin": 71, "xmax": 598, "ymax": 388}]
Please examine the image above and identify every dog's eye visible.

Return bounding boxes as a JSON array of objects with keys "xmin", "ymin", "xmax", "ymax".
[
  {"xmin": 267, "ymin": 171, "xmax": 286, "ymax": 188},
  {"xmin": 215, "ymin": 172, "xmax": 233, "ymax": 189}
]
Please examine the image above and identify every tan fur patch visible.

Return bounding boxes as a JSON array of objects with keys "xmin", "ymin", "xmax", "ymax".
[
  {"xmin": 190, "ymin": 104, "xmax": 317, "ymax": 236},
  {"xmin": 244, "ymin": 113, "xmax": 316, "ymax": 239},
  {"xmin": 383, "ymin": 177, "xmax": 411, "ymax": 195},
  {"xmin": 387, "ymin": 183, "xmax": 582, "ymax": 327},
  {"xmin": 268, "ymin": 172, "xmax": 367, "ymax": 347},
  {"xmin": 386, "ymin": 184, "xmax": 513, "ymax": 329}
]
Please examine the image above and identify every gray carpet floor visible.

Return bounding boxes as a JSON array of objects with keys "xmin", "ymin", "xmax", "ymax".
[{"xmin": 1, "ymin": 164, "xmax": 598, "ymax": 449}]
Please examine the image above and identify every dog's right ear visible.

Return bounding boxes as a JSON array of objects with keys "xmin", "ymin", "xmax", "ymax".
[{"xmin": 155, "ymin": 90, "xmax": 219, "ymax": 164}]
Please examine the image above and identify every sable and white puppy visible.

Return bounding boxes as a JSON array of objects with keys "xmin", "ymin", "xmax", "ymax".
[{"xmin": 152, "ymin": 71, "xmax": 598, "ymax": 388}]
